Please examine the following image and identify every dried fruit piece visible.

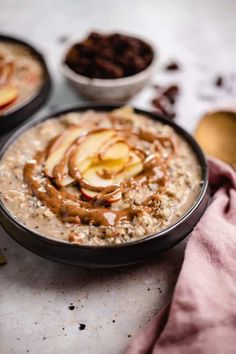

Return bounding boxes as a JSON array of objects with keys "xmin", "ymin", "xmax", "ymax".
[
  {"xmin": 215, "ymin": 75, "xmax": 224, "ymax": 87},
  {"xmin": 152, "ymin": 96, "xmax": 175, "ymax": 119},
  {"xmin": 151, "ymin": 84, "xmax": 180, "ymax": 119},
  {"xmin": 162, "ymin": 85, "xmax": 179, "ymax": 105},
  {"xmin": 164, "ymin": 61, "xmax": 180, "ymax": 71}
]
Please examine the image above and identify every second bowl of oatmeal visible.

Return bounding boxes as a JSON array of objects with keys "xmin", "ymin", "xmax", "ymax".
[
  {"xmin": 0, "ymin": 106, "xmax": 208, "ymax": 267},
  {"xmin": 0, "ymin": 34, "xmax": 52, "ymax": 133}
]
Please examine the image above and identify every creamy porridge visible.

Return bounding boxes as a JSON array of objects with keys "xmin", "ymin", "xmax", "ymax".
[
  {"xmin": 0, "ymin": 107, "xmax": 202, "ymax": 245},
  {"xmin": 0, "ymin": 41, "xmax": 44, "ymax": 115}
]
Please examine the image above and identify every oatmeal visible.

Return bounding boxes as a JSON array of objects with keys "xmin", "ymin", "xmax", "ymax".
[
  {"xmin": 0, "ymin": 41, "xmax": 44, "ymax": 115},
  {"xmin": 0, "ymin": 107, "xmax": 202, "ymax": 245}
]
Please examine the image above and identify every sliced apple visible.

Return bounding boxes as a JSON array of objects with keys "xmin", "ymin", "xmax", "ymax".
[
  {"xmin": 83, "ymin": 166, "xmax": 116, "ymax": 188},
  {"xmin": 46, "ymin": 126, "xmax": 83, "ymax": 156},
  {"xmin": 98, "ymin": 136, "xmax": 124, "ymax": 158},
  {"xmin": 70, "ymin": 129, "xmax": 116, "ymax": 176},
  {"xmin": 81, "ymin": 188, "xmax": 99, "ymax": 200},
  {"xmin": 59, "ymin": 175, "xmax": 74, "ymax": 187},
  {"xmin": 101, "ymin": 141, "xmax": 130, "ymax": 161},
  {"xmin": 106, "ymin": 190, "xmax": 122, "ymax": 203},
  {"xmin": 78, "ymin": 158, "xmax": 91, "ymax": 173},
  {"xmin": 0, "ymin": 62, "xmax": 14, "ymax": 86},
  {"xmin": 44, "ymin": 126, "xmax": 83, "ymax": 177},
  {"xmin": 0, "ymin": 86, "xmax": 18, "ymax": 109},
  {"xmin": 81, "ymin": 188, "xmax": 121, "ymax": 203},
  {"xmin": 82, "ymin": 159, "xmax": 126, "ymax": 187},
  {"xmin": 116, "ymin": 161, "xmax": 143, "ymax": 182},
  {"xmin": 53, "ymin": 157, "xmax": 75, "ymax": 187},
  {"xmin": 82, "ymin": 155, "xmax": 143, "ymax": 190},
  {"xmin": 127, "ymin": 150, "xmax": 142, "ymax": 166},
  {"xmin": 113, "ymin": 151, "xmax": 144, "ymax": 182}
]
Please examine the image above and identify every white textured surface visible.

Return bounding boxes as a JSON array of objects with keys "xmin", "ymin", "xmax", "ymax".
[
  {"xmin": 1, "ymin": 1, "xmax": 236, "ymax": 353},
  {"xmin": 0, "ymin": 234, "xmax": 185, "ymax": 354}
]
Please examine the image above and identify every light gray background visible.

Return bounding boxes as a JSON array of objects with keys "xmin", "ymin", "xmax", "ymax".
[{"xmin": 1, "ymin": 1, "xmax": 236, "ymax": 353}]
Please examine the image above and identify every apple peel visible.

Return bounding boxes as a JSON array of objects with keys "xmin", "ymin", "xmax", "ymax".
[{"xmin": 0, "ymin": 86, "xmax": 18, "ymax": 109}]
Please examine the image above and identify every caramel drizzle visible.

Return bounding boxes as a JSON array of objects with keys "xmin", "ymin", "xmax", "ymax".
[
  {"xmin": 23, "ymin": 118, "xmax": 176, "ymax": 227},
  {"xmin": 0, "ymin": 56, "xmax": 14, "ymax": 87},
  {"xmin": 24, "ymin": 151, "xmax": 147, "ymax": 226}
]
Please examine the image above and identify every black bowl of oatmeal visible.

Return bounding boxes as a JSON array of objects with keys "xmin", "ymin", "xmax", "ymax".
[
  {"xmin": 0, "ymin": 34, "xmax": 52, "ymax": 134},
  {"xmin": 0, "ymin": 105, "xmax": 208, "ymax": 267}
]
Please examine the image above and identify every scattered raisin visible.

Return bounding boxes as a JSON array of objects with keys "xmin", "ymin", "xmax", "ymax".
[
  {"xmin": 215, "ymin": 75, "xmax": 224, "ymax": 87},
  {"xmin": 162, "ymin": 85, "xmax": 179, "ymax": 105},
  {"xmin": 164, "ymin": 61, "xmax": 180, "ymax": 71},
  {"xmin": 151, "ymin": 84, "xmax": 180, "ymax": 119},
  {"xmin": 79, "ymin": 323, "xmax": 86, "ymax": 330},
  {"xmin": 152, "ymin": 96, "xmax": 175, "ymax": 119}
]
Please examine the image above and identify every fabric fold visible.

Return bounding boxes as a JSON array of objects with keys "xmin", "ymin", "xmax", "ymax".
[{"xmin": 125, "ymin": 158, "xmax": 236, "ymax": 354}]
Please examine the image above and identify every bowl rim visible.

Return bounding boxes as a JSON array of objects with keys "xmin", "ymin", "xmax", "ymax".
[
  {"xmin": 61, "ymin": 33, "xmax": 158, "ymax": 87},
  {"xmin": 0, "ymin": 104, "xmax": 209, "ymax": 250},
  {"xmin": 0, "ymin": 33, "xmax": 51, "ymax": 119}
]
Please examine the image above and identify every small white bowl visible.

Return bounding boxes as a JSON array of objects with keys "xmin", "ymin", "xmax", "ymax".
[{"xmin": 61, "ymin": 36, "xmax": 157, "ymax": 102}]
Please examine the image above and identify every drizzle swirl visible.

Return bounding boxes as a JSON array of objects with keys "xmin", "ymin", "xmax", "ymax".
[{"xmin": 23, "ymin": 114, "xmax": 176, "ymax": 227}]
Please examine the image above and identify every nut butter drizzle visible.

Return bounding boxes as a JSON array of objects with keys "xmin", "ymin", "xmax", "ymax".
[{"xmin": 23, "ymin": 115, "xmax": 176, "ymax": 227}]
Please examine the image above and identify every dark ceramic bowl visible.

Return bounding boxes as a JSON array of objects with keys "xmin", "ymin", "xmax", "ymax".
[
  {"xmin": 0, "ymin": 105, "xmax": 209, "ymax": 267},
  {"xmin": 0, "ymin": 34, "xmax": 52, "ymax": 134}
]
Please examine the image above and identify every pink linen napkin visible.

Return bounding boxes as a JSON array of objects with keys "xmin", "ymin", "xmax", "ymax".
[{"xmin": 125, "ymin": 157, "xmax": 236, "ymax": 354}]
